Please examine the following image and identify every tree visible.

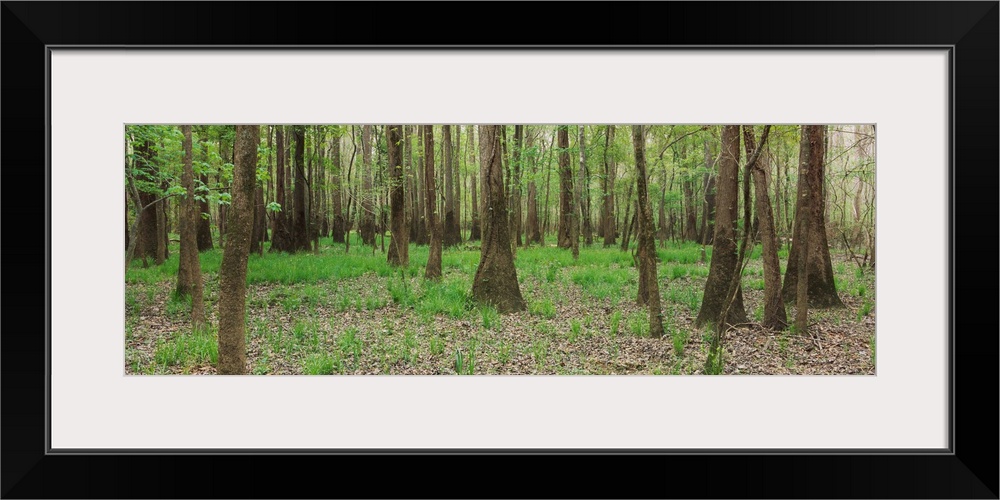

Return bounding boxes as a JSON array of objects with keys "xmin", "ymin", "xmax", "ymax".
[
  {"xmin": 699, "ymin": 140, "xmax": 717, "ymax": 245},
  {"xmin": 330, "ymin": 130, "xmax": 346, "ymax": 243},
  {"xmin": 579, "ymin": 125, "xmax": 592, "ymax": 245},
  {"xmin": 781, "ymin": 125, "xmax": 846, "ymax": 308},
  {"xmin": 467, "ymin": 126, "xmax": 481, "ymax": 242},
  {"xmin": 602, "ymin": 125, "xmax": 617, "ymax": 247},
  {"xmin": 217, "ymin": 125, "xmax": 259, "ymax": 375},
  {"xmin": 291, "ymin": 125, "xmax": 310, "ymax": 252},
  {"xmin": 423, "ymin": 125, "xmax": 443, "ymax": 279},
  {"xmin": 510, "ymin": 124, "xmax": 524, "ymax": 248},
  {"xmin": 359, "ymin": 125, "xmax": 375, "ymax": 246},
  {"xmin": 175, "ymin": 125, "xmax": 205, "ymax": 327},
  {"xmin": 442, "ymin": 125, "xmax": 461, "ymax": 246},
  {"xmin": 557, "ymin": 126, "xmax": 578, "ymax": 258},
  {"xmin": 631, "ymin": 125, "xmax": 664, "ymax": 339},
  {"xmin": 386, "ymin": 125, "xmax": 408, "ymax": 267},
  {"xmin": 471, "ymin": 125, "xmax": 526, "ymax": 313},
  {"xmin": 270, "ymin": 126, "xmax": 294, "ymax": 252},
  {"xmin": 695, "ymin": 125, "xmax": 748, "ymax": 328},
  {"xmin": 744, "ymin": 126, "xmax": 787, "ymax": 330}
]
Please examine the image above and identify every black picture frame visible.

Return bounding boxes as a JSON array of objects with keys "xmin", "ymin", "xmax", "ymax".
[{"xmin": 3, "ymin": 2, "xmax": 996, "ymax": 498}]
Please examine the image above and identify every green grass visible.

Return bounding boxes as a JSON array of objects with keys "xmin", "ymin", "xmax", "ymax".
[
  {"xmin": 154, "ymin": 325, "xmax": 218, "ymax": 368},
  {"xmin": 338, "ymin": 327, "xmax": 364, "ymax": 366},
  {"xmin": 628, "ymin": 311, "xmax": 649, "ymax": 337},
  {"xmin": 529, "ymin": 299, "xmax": 556, "ymax": 319},
  {"xmin": 857, "ymin": 300, "xmax": 874, "ymax": 322},
  {"xmin": 609, "ymin": 310, "xmax": 622, "ymax": 337},
  {"xmin": 303, "ymin": 352, "xmax": 342, "ymax": 375}
]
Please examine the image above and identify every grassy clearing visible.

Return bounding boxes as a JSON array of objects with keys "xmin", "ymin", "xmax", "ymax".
[{"xmin": 126, "ymin": 235, "xmax": 874, "ymax": 375}]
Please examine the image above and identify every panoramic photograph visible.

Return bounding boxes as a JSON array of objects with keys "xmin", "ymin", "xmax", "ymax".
[{"xmin": 125, "ymin": 124, "xmax": 875, "ymax": 375}]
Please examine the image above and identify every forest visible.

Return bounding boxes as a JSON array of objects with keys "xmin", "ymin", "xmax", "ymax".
[{"xmin": 125, "ymin": 124, "xmax": 875, "ymax": 375}]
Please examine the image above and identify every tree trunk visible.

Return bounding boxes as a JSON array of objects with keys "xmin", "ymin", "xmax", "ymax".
[
  {"xmin": 455, "ymin": 125, "xmax": 463, "ymax": 244},
  {"xmin": 511, "ymin": 124, "xmax": 524, "ymax": 248},
  {"xmin": 331, "ymin": 132, "xmax": 345, "ymax": 243},
  {"xmin": 695, "ymin": 125, "xmax": 748, "ymax": 328},
  {"xmin": 700, "ymin": 140, "xmax": 717, "ymax": 245},
  {"xmin": 525, "ymin": 130, "xmax": 541, "ymax": 245},
  {"xmin": 620, "ymin": 185, "xmax": 634, "ymax": 252},
  {"xmin": 442, "ymin": 125, "xmax": 460, "ymax": 246},
  {"xmin": 423, "ymin": 125, "xmax": 442, "ymax": 279},
  {"xmin": 270, "ymin": 127, "xmax": 294, "ymax": 252},
  {"xmin": 579, "ymin": 125, "xmax": 592, "ymax": 246},
  {"xmin": 683, "ymin": 178, "xmax": 698, "ymax": 242},
  {"xmin": 134, "ymin": 140, "xmax": 159, "ymax": 264},
  {"xmin": 632, "ymin": 126, "xmax": 665, "ymax": 338},
  {"xmin": 290, "ymin": 125, "xmax": 309, "ymax": 252},
  {"xmin": 557, "ymin": 126, "xmax": 577, "ymax": 259},
  {"xmin": 468, "ymin": 126, "xmax": 481, "ymax": 242},
  {"xmin": 175, "ymin": 126, "xmax": 206, "ymax": 327},
  {"xmin": 471, "ymin": 125, "xmax": 526, "ymax": 313},
  {"xmin": 602, "ymin": 125, "xmax": 617, "ymax": 247},
  {"xmin": 782, "ymin": 125, "xmax": 845, "ymax": 308},
  {"xmin": 359, "ymin": 125, "xmax": 375, "ymax": 246},
  {"xmin": 386, "ymin": 125, "xmax": 408, "ymax": 267},
  {"xmin": 744, "ymin": 126, "xmax": 786, "ymax": 330},
  {"xmin": 155, "ymin": 191, "xmax": 168, "ymax": 265},
  {"xmin": 217, "ymin": 125, "xmax": 258, "ymax": 375}
]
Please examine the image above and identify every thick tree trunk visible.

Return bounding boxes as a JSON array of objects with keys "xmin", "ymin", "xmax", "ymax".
[
  {"xmin": 744, "ymin": 126, "xmax": 787, "ymax": 330},
  {"xmin": 442, "ymin": 125, "xmax": 461, "ymax": 246},
  {"xmin": 155, "ymin": 191, "xmax": 168, "ymax": 265},
  {"xmin": 695, "ymin": 125, "xmax": 748, "ymax": 328},
  {"xmin": 525, "ymin": 130, "xmax": 541, "ymax": 245},
  {"xmin": 423, "ymin": 125, "xmax": 442, "ymax": 279},
  {"xmin": 557, "ymin": 126, "xmax": 577, "ymax": 259},
  {"xmin": 455, "ymin": 126, "xmax": 463, "ymax": 243},
  {"xmin": 467, "ymin": 126, "xmax": 481, "ymax": 242},
  {"xmin": 270, "ymin": 127, "xmax": 294, "ymax": 252},
  {"xmin": 578, "ymin": 125, "xmax": 592, "ymax": 246},
  {"xmin": 176, "ymin": 126, "xmax": 205, "ymax": 327},
  {"xmin": 472, "ymin": 125, "xmax": 526, "ymax": 313},
  {"xmin": 782, "ymin": 125, "xmax": 845, "ymax": 308},
  {"xmin": 511, "ymin": 124, "xmax": 524, "ymax": 248},
  {"xmin": 632, "ymin": 126, "xmax": 665, "ymax": 338},
  {"xmin": 331, "ymin": 133, "xmax": 345, "ymax": 243},
  {"xmin": 699, "ymin": 141, "xmax": 717, "ymax": 246},
  {"xmin": 603, "ymin": 125, "xmax": 617, "ymax": 247},
  {"xmin": 359, "ymin": 125, "xmax": 375, "ymax": 246},
  {"xmin": 291, "ymin": 125, "xmax": 309, "ymax": 252},
  {"xmin": 683, "ymin": 179, "xmax": 698, "ymax": 242},
  {"xmin": 217, "ymin": 125, "xmax": 258, "ymax": 375},
  {"xmin": 386, "ymin": 125, "xmax": 408, "ymax": 267}
]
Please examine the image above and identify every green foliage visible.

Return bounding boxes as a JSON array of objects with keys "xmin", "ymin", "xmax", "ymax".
[
  {"xmin": 479, "ymin": 306, "xmax": 499, "ymax": 330},
  {"xmin": 609, "ymin": 311, "xmax": 622, "ymax": 337},
  {"xmin": 338, "ymin": 328, "xmax": 363, "ymax": 365},
  {"xmin": 154, "ymin": 325, "xmax": 218, "ymax": 368},
  {"xmin": 529, "ymin": 299, "xmax": 556, "ymax": 319},
  {"xmin": 303, "ymin": 352, "xmax": 342, "ymax": 375},
  {"xmin": 628, "ymin": 311, "xmax": 649, "ymax": 337}
]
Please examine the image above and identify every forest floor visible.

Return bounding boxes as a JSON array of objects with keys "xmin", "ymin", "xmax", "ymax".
[{"xmin": 125, "ymin": 235, "xmax": 876, "ymax": 375}]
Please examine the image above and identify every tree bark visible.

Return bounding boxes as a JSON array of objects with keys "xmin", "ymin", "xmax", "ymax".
[
  {"xmin": 468, "ymin": 126, "xmax": 481, "ymax": 242},
  {"xmin": 557, "ymin": 126, "xmax": 577, "ymax": 258},
  {"xmin": 699, "ymin": 140, "xmax": 717, "ymax": 245},
  {"xmin": 695, "ymin": 125, "xmax": 748, "ymax": 328},
  {"xmin": 176, "ymin": 126, "xmax": 205, "ymax": 327},
  {"xmin": 471, "ymin": 125, "xmax": 527, "ymax": 313},
  {"xmin": 442, "ymin": 125, "xmax": 460, "ymax": 246},
  {"xmin": 683, "ymin": 178, "xmax": 698, "ymax": 242},
  {"xmin": 579, "ymin": 126, "xmax": 592, "ymax": 246},
  {"xmin": 511, "ymin": 124, "xmax": 524, "ymax": 248},
  {"xmin": 217, "ymin": 125, "xmax": 258, "ymax": 375},
  {"xmin": 270, "ymin": 126, "xmax": 294, "ymax": 252},
  {"xmin": 782, "ymin": 125, "xmax": 845, "ymax": 308},
  {"xmin": 331, "ymin": 131, "xmax": 345, "ymax": 243},
  {"xmin": 359, "ymin": 125, "xmax": 375, "ymax": 246},
  {"xmin": 423, "ymin": 125, "xmax": 442, "ymax": 279},
  {"xmin": 602, "ymin": 125, "xmax": 617, "ymax": 247},
  {"xmin": 386, "ymin": 125, "xmax": 408, "ymax": 267},
  {"xmin": 290, "ymin": 125, "xmax": 309, "ymax": 252},
  {"xmin": 632, "ymin": 126, "xmax": 664, "ymax": 338},
  {"xmin": 744, "ymin": 126, "xmax": 787, "ymax": 330}
]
